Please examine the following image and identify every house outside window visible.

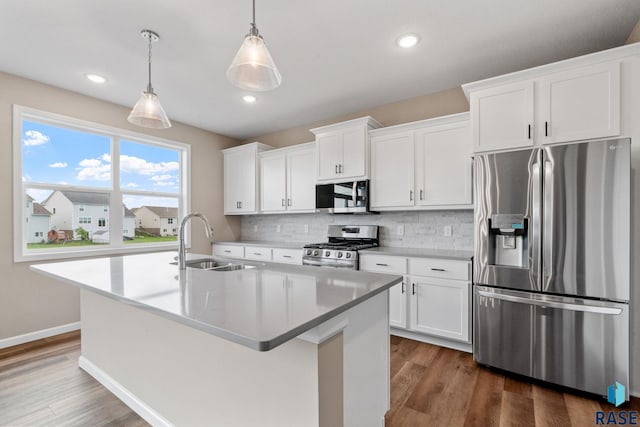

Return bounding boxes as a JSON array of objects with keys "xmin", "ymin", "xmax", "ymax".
[
  {"xmin": 14, "ymin": 105, "xmax": 190, "ymax": 261},
  {"xmin": 168, "ymin": 218, "xmax": 174, "ymax": 224}
]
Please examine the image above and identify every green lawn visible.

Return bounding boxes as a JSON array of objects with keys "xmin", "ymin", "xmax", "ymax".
[{"xmin": 27, "ymin": 235, "xmax": 177, "ymax": 249}]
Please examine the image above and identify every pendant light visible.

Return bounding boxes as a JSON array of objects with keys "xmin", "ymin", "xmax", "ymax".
[
  {"xmin": 227, "ymin": 0, "xmax": 282, "ymax": 91},
  {"xmin": 128, "ymin": 29, "xmax": 171, "ymax": 129}
]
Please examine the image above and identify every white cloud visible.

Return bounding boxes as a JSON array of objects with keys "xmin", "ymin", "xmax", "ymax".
[
  {"xmin": 125, "ymin": 182, "xmax": 139, "ymax": 188},
  {"xmin": 76, "ymin": 155, "xmax": 111, "ymax": 181},
  {"xmin": 120, "ymin": 155, "xmax": 178, "ymax": 176},
  {"xmin": 58, "ymin": 181, "xmax": 69, "ymax": 185},
  {"xmin": 23, "ymin": 130, "xmax": 50, "ymax": 146},
  {"xmin": 101, "ymin": 153, "xmax": 111, "ymax": 162},
  {"xmin": 49, "ymin": 162, "xmax": 68, "ymax": 168},
  {"xmin": 151, "ymin": 174, "xmax": 173, "ymax": 182},
  {"xmin": 154, "ymin": 181, "xmax": 176, "ymax": 187}
]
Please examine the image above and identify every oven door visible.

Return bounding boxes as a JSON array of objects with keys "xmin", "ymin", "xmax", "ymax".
[
  {"xmin": 301, "ymin": 258, "xmax": 356, "ymax": 270},
  {"xmin": 316, "ymin": 181, "xmax": 369, "ymax": 214}
]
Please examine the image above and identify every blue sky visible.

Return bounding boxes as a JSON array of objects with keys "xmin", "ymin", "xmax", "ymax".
[{"xmin": 22, "ymin": 120, "xmax": 180, "ymax": 207}]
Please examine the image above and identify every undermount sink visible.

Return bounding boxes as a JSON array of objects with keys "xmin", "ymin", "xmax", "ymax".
[{"xmin": 172, "ymin": 258, "xmax": 256, "ymax": 271}]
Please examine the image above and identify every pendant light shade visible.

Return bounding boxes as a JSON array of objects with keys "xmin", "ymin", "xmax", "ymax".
[
  {"xmin": 227, "ymin": 0, "xmax": 282, "ymax": 91},
  {"xmin": 128, "ymin": 29, "xmax": 171, "ymax": 129}
]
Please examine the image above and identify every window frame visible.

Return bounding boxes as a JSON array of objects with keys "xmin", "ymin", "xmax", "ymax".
[{"xmin": 13, "ymin": 105, "xmax": 191, "ymax": 262}]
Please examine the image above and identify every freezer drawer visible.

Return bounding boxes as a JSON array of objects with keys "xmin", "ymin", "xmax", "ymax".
[{"xmin": 474, "ymin": 286, "xmax": 629, "ymax": 398}]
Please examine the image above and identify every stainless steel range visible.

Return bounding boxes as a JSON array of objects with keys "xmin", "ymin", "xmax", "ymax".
[{"xmin": 302, "ymin": 225, "xmax": 378, "ymax": 270}]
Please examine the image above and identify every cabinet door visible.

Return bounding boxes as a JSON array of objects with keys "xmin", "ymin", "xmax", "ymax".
[
  {"xmin": 316, "ymin": 134, "xmax": 342, "ymax": 180},
  {"xmin": 389, "ymin": 278, "xmax": 407, "ymax": 329},
  {"xmin": 539, "ymin": 61, "xmax": 620, "ymax": 144},
  {"xmin": 341, "ymin": 127, "xmax": 366, "ymax": 178},
  {"xmin": 471, "ymin": 81, "xmax": 534, "ymax": 152},
  {"xmin": 260, "ymin": 154, "xmax": 287, "ymax": 213},
  {"xmin": 370, "ymin": 132, "xmax": 414, "ymax": 208},
  {"xmin": 415, "ymin": 122, "xmax": 472, "ymax": 206},
  {"xmin": 287, "ymin": 148, "xmax": 316, "ymax": 211},
  {"xmin": 409, "ymin": 276, "xmax": 470, "ymax": 342},
  {"xmin": 224, "ymin": 149, "xmax": 256, "ymax": 213}
]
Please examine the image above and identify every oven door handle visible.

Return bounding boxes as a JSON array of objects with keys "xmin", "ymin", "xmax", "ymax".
[
  {"xmin": 352, "ymin": 181, "xmax": 357, "ymax": 205},
  {"xmin": 302, "ymin": 259, "xmax": 355, "ymax": 268}
]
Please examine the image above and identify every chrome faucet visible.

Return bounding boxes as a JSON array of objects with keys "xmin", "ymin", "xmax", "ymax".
[{"xmin": 178, "ymin": 213, "xmax": 214, "ymax": 270}]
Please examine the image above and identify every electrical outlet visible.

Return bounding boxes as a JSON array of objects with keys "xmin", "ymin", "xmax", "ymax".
[
  {"xmin": 276, "ymin": 224, "xmax": 281, "ymax": 233},
  {"xmin": 443, "ymin": 225, "xmax": 452, "ymax": 237},
  {"xmin": 253, "ymin": 225, "xmax": 258, "ymax": 233},
  {"xmin": 304, "ymin": 224, "xmax": 309, "ymax": 233},
  {"xmin": 397, "ymin": 225, "xmax": 405, "ymax": 236}
]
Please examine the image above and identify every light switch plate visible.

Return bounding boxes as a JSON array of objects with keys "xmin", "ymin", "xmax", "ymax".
[
  {"xmin": 397, "ymin": 225, "xmax": 404, "ymax": 236},
  {"xmin": 443, "ymin": 225, "xmax": 452, "ymax": 237}
]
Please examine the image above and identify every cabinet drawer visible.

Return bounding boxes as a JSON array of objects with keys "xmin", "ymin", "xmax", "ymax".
[
  {"xmin": 360, "ymin": 255, "xmax": 407, "ymax": 274},
  {"xmin": 244, "ymin": 247, "xmax": 272, "ymax": 261},
  {"xmin": 213, "ymin": 244, "xmax": 244, "ymax": 258},
  {"xmin": 408, "ymin": 258, "xmax": 470, "ymax": 281},
  {"xmin": 272, "ymin": 248, "xmax": 302, "ymax": 265}
]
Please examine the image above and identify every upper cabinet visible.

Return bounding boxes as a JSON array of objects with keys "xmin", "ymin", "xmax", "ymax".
[
  {"xmin": 370, "ymin": 113, "xmax": 473, "ymax": 210},
  {"xmin": 260, "ymin": 143, "xmax": 316, "ymax": 214},
  {"xmin": 311, "ymin": 116, "xmax": 382, "ymax": 182},
  {"xmin": 223, "ymin": 142, "xmax": 272, "ymax": 215},
  {"xmin": 464, "ymin": 52, "xmax": 628, "ymax": 153}
]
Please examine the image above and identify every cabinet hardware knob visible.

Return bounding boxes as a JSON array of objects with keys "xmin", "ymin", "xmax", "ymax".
[
  {"xmin": 409, "ymin": 190, "xmax": 413, "ymax": 201},
  {"xmin": 375, "ymin": 263, "xmax": 388, "ymax": 266},
  {"xmin": 253, "ymin": 252, "xmax": 261, "ymax": 255},
  {"xmin": 283, "ymin": 255, "xmax": 292, "ymax": 258},
  {"xmin": 412, "ymin": 283, "xmax": 416, "ymax": 295},
  {"xmin": 401, "ymin": 282, "xmax": 405, "ymax": 293},
  {"xmin": 528, "ymin": 124, "xmax": 531, "ymax": 139},
  {"xmin": 335, "ymin": 164, "xmax": 338, "ymax": 174},
  {"xmin": 339, "ymin": 164, "xmax": 343, "ymax": 173},
  {"xmin": 282, "ymin": 198, "xmax": 285, "ymax": 206},
  {"xmin": 545, "ymin": 121, "xmax": 549, "ymax": 137},
  {"xmin": 431, "ymin": 268, "xmax": 445, "ymax": 272},
  {"xmin": 287, "ymin": 198, "xmax": 292, "ymax": 206},
  {"xmin": 224, "ymin": 250, "xmax": 231, "ymax": 253},
  {"xmin": 420, "ymin": 189, "xmax": 424, "ymax": 201}
]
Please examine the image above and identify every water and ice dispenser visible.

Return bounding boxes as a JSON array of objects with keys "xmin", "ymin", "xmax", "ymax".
[{"xmin": 487, "ymin": 214, "xmax": 528, "ymax": 268}]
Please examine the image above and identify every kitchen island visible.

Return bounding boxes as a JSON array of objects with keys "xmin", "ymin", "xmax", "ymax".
[{"xmin": 31, "ymin": 251, "xmax": 402, "ymax": 427}]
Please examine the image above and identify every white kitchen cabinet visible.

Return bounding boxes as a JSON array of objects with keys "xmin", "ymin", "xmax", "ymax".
[
  {"xmin": 359, "ymin": 254, "xmax": 408, "ymax": 329},
  {"xmin": 470, "ymin": 81, "xmax": 534, "ymax": 152},
  {"xmin": 244, "ymin": 246, "xmax": 272, "ymax": 261},
  {"xmin": 260, "ymin": 143, "xmax": 315, "ymax": 213},
  {"xmin": 311, "ymin": 116, "xmax": 382, "ymax": 182},
  {"xmin": 369, "ymin": 113, "xmax": 473, "ymax": 210},
  {"xmin": 223, "ymin": 142, "xmax": 272, "ymax": 215},
  {"xmin": 369, "ymin": 132, "xmax": 414, "ymax": 208},
  {"xmin": 408, "ymin": 277, "xmax": 470, "ymax": 342},
  {"xmin": 538, "ymin": 61, "xmax": 620, "ymax": 144},
  {"xmin": 465, "ymin": 59, "xmax": 622, "ymax": 153},
  {"xmin": 212, "ymin": 244, "xmax": 245, "ymax": 258},
  {"xmin": 272, "ymin": 248, "xmax": 303, "ymax": 265}
]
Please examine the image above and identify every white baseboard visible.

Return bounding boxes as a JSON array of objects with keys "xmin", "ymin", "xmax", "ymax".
[
  {"xmin": 79, "ymin": 355, "xmax": 174, "ymax": 427},
  {"xmin": 0, "ymin": 322, "xmax": 81, "ymax": 349},
  {"xmin": 390, "ymin": 328, "xmax": 472, "ymax": 353}
]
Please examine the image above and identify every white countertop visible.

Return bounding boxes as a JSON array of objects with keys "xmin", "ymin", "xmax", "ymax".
[
  {"xmin": 30, "ymin": 251, "xmax": 401, "ymax": 351},
  {"xmin": 360, "ymin": 247, "xmax": 473, "ymax": 261},
  {"xmin": 213, "ymin": 240, "xmax": 305, "ymax": 250}
]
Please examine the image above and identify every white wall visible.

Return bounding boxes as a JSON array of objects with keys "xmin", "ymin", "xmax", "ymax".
[
  {"xmin": 26, "ymin": 215, "xmax": 49, "ymax": 244},
  {"xmin": 44, "ymin": 191, "xmax": 73, "ymax": 232},
  {"xmin": 0, "ymin": 71, "xmax": 241, "ymax": 342}
]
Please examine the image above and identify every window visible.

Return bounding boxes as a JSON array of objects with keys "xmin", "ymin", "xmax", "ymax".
[
  {"xmin": 14, "ymin": 105, "xmax": 190, "ymax": 261},
  {"xmin": 167, "ymin": 218, "xmax": 174, "ymax": 224},
  {"xmin": 35, "ymin": 232, "xmax": 43, "ymax": 237}
]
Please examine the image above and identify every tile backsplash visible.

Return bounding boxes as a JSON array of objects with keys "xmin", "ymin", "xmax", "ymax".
[{"xmin": 240, "ymin": 210, "xmax": 474, "ymax": 250}]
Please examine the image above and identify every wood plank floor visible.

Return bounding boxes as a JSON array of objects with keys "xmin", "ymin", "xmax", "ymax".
[{"xmin": 0, "ymin": 332, "xmax": 637, "ymax": 426}]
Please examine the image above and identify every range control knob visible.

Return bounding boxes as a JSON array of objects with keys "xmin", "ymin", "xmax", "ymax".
[
  {"xmin": 313, "ymin": 250, "xmax": 319, "ymax": 256},
  {"xmin": 345, "ymin": 252, "xmax": 351, "ymax": 259},
  {"xmin": 337, "ymin": 252, "xmax": 343, "ymax": 258},
  {"xmin": 306, "ymin": 250, "xmax": 312, "ymax": 256},
  {"xmin": 325, "ymin": 251, "xmax": 331, "ymax": 257}
]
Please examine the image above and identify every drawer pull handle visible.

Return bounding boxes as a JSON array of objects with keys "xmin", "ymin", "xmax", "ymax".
[
  {"xmin": 282, "ymin": 255, "xmax": 292, "ymax": 258},
  {"xmin": 431, "ymin": 268, "xmax": 445, "ymax": 272},
  {"xmin": 401, "ymin": 282, "xmax": 405, "ymax": 293},
  {"xmin": 224, "ymin": 250, "xmax": 231, "ymax": 253},
  {"xmin": 253, "ymin": 252, "xmax": 262, "ymax": 255},
  {"xmin": 375, "ymin": 263, "xmax": 388, "ymax": 266},
  {"xmin": 412, "ymin": 283, "xmax": 416, "ymax": 295}
]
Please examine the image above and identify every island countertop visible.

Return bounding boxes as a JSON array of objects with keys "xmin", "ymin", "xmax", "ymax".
[{"xmin": 30, "ymin": 251, "xmax": 401, "ymax": 351}]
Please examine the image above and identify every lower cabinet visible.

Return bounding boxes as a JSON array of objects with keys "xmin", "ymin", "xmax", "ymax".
[
  {"xmin": 360, "ymin": 253, "xmax": 471, "ymax": 345},
  {"xmin": 408, "ymin": 276, "xmax": 470, "ymax": 342},
  {"xmin": 212, "ymin": 243, "xmax": 302, "ymax": 265}
]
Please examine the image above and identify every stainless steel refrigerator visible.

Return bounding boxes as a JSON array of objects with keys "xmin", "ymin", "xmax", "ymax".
[{"xmin": 473, "ymin": 138, "xmax": 630, "ymax": 398}]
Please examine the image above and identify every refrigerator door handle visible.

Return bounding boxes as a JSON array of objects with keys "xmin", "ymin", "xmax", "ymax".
[
  {"xmin": 530, "ymin": 150, "xmax": 542, "ymax": 290},
  {"xmin": 542, "ymin": 155, "xmax": 554, "ymax": 290},
  {"xmin": 477, "ymin": 290, "xmax": 622, "ymax": 315}
]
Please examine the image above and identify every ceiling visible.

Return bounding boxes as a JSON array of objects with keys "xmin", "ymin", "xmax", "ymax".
[{"xmin": 1, "ymin": 1, "xmax": 639, "ymax": 140}]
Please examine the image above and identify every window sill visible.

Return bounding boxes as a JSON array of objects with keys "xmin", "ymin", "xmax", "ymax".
[{"xmin": 16, "ymin": 242, "xmax": 183, "ymax": 263}]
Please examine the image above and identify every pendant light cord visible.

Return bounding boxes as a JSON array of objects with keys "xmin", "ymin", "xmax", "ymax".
[
  {"xmin": 147, "ymin": 33, "xmax": 153, "ymax": 93},
  {"xmin": 252, "ymin": 0, "xmax": 256, "ymax": 26}
]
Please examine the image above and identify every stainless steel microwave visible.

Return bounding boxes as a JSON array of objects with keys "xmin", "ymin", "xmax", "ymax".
[{"xmin": 316, "ymin": 180, "xmax": 371, "ymax": 214}]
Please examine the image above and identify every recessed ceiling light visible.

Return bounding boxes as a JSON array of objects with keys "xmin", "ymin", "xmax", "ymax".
[
  {"xmin": 243, "ymin": 95, "xmax": 257, "ymax": 103},
  {"xmin": 396, "ymin": 34, "xmax": 420, "ymax": 49},
  {"xmin": 85, "ymin": 73, "xmax": 107, "ymax": 84}
]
